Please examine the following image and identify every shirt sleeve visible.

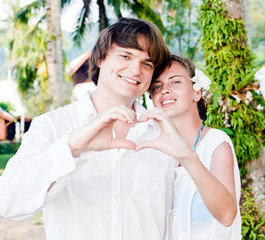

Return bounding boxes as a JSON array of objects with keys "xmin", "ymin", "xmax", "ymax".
[{"xmin": 0, "ymin": 113, "xmax": 89, "ymax": 221}]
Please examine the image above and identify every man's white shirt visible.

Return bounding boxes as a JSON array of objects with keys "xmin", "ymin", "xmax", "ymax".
[{"xmin": 0, "ymin": 92, "xmax": 176, "ymax": 240}]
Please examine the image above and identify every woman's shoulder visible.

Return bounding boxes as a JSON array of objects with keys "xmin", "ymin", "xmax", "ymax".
[
  {"xmin": 200, "ymin": 128, "xmax": 234, "ymax": 154},
  {"xmin": 206, "ymin": 128, "xmax": 232, "ymax": 141}
]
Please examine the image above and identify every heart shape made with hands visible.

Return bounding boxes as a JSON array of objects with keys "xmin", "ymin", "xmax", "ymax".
[
  {"xmin": 85, "ymin": 106, "xmax": 177, "ymax": 155},
  {"xmin": 110, "ymin": 108, "xmax": 182, "ymax": 156},
  {"xmin": 111, "ymin": 117, "xmax": 166, "ymax": 152}
]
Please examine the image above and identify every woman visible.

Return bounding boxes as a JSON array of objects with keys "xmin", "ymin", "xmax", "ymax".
[{"xmin": 136, "ymin": 55, "xmax": 241, "ymax": 239}]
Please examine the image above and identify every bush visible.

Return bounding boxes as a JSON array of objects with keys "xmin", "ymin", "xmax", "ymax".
[
  {"xmin": 0, "ymin": 154, "xmax": 15, "ymax": 169},
  {"xmin": 0, "ymin": 142, "xmax": 21, "ymax": 154},
  {"xmin": 241, "ymin": 183, "xmax": 265, "ymax": 239}
]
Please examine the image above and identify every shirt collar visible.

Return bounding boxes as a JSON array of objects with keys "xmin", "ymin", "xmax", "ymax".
[
  {"xmin": 134, "ymin": 101, "xmax": 160, "ymax": 133},
  {"xmin": 76, "ymin": 92, "xmax": 160, "ymax": 132}
]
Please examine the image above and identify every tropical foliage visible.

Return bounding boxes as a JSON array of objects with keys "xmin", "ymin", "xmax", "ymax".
[
  {"xmin": 199, "ymin": 0, "xmax": 265, "ymax": 174},
  {"xmin": 72, "ymin": 0, "xmax": 166, "ymax": 47},
  {"xmin": 0, "ymin": 0, "xmax": 51, "ymax": 116},
  {"xmin": 0, "ymin": 101, "xmax": 16, "ymax": 114},
  {"xmin": 162, "ymin": 0, "xmax": 201, "ymax": 60},
  {"xmin": 240, "ymin": 182, "xmax": 265, "ymax": 239},
  {"xmin": 198, "ymin": 0, "xmax": 265, "ymax": 237}
]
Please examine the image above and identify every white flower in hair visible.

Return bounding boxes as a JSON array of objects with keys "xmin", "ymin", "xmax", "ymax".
[{"xmin": 191, "ymin": 69, "xmax": 211, "ymax": 92}]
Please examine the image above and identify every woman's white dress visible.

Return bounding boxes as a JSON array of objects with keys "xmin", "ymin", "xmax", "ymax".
[{"xmin": 169, "ymin": 129, "xmax": 241, "ymax": 240}]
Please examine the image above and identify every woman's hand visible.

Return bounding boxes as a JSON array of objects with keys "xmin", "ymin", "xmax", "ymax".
[{"xmin": 136, "ymin": 108, "xmax": 192, "ymax": 162}]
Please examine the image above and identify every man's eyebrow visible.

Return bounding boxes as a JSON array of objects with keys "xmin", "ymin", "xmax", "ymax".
[
  {"xmin": 116, "ymin": 49, "xmax": 153, "ymax": 63},
  {"xmin": 117, "ymin": 49, "xmax": 133, "ymax": 55},
  {"xmin": 145, "ymin": 58, "xmax": 153, "ymax": 63}
]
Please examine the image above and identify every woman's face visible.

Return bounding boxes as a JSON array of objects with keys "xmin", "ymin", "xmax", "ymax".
[{"xmin": 150, "ymin": 61, "xmax": 201, "ymax": 119}]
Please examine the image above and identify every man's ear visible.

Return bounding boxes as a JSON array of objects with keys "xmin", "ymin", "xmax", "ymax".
[{"xmin": 193, "ymin": 89, "xmax": 202, "ymax": 102}]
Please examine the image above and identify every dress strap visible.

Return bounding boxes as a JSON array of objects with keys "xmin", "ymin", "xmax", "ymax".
[{"xmin": 193, "ymin": 124, "xmax": 204, "ymax": 151}]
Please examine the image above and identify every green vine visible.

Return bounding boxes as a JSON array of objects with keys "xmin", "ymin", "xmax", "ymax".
[
  {"xmin": 240, "ymin": 184, "xmax": 265, "ymax": 239},
  {"xmin": 199, "ymin": 0, "xmax": 265, "ymax": 174}
]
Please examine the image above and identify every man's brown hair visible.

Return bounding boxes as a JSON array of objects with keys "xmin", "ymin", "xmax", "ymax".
[{"xmin": 89, "ymin": 18, "xmax": 171, "ymax": 85}]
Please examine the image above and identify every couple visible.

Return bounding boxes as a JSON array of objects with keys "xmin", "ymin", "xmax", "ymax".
[{"xmin": 0, "ymin": 18, "xmax": 241, "ymax": 240}]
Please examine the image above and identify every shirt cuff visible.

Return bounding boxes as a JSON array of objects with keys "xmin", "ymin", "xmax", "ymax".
[
  {"xmin": 49, "ymin": 133, "xmax": 77, "ymax": 179},
  {"xmin": 49, "ymin": 133, "xmax": 91, "ymax": 180}
]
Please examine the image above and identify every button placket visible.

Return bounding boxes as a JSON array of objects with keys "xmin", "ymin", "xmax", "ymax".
[{"xmin": 111, "ymin": 149, "xmax": 122, "ymax": 240}]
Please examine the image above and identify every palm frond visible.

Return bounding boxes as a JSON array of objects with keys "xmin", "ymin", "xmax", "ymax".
[
  {"xmin": 23, "ymin": 14, "xmax": 46, "ymax": 42},
  {"xmin": 97, "ymin": 0, "xmax": 109, "ymax": 31},
  {"xmin": 15, "ymin": 0, "xmax": 44, "ymax": 24},
  {"xmin": 61, "ymin": 0, "xmax": 72, "ymax": 8},
  {"xmin": 108, "ymin": 0, "xmax": 122, "ymax": 19},
  {"xmin": 72, "ymin": 5, "xmax": 90, "ymax": 47},
  {"xmin": 131, "ymin": 0, "xmax": 166, "ymax": 34}
]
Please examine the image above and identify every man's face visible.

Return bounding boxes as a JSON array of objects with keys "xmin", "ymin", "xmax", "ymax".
[{"xmin": 97, "ymin": 40, "xmax": 154, "ymax": 101}]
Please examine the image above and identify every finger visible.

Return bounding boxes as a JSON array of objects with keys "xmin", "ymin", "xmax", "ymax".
[
  {"xmin": 118, "ymin": 105, "xmax": 137, "ymax": 123},
  {"xmin": 135, "ymin": 140, "xmax": 160, "ymax": 152},
  {"xmin": 138, "ymin": 108, "xmax": 167, "ymax": 122},
  {"xmin": 107, "ymin": 105, "xmax": 137, "ymax": 124},
  {"xmin": 139, "ymin": 113, "xmax": 169, "ymax": 128},
  {"xmin": 100, "ymin": 112, "xmax": 132, "ymax": 127},
  {"xmin": 137, "ymin": 109, "xmax": 157, "ymax": 122}
]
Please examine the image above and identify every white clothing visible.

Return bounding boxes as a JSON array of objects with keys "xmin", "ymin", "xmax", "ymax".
[
  {"xmin": 170, "ymin": 129, "xmax": 241, "ymax": 240},
  {"xmin": 0, "ymin": 92, "xmax": 176, "ymax": 240}
]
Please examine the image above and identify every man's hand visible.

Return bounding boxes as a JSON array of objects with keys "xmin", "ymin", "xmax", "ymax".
[{"xmin": 69, "ymin": 105, "xmax": 137, "ymax": 157}]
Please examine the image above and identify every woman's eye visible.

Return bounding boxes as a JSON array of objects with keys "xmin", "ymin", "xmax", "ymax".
[
  {"xmin": 152, "ymin": 85, "xmax": 161, "ymax": 91},
  {"xmin": 173, "ymin": 80, "xmax": 180, "ymax": 84}
]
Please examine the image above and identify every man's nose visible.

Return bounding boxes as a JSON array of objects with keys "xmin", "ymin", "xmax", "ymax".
[{"xmin": 128, "ymin": 60, "xmax": 141, "ymax": 75}]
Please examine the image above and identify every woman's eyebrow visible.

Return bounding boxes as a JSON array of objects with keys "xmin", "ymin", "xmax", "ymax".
[
  {"xmin": 169, "ymin": 75, "xmax": 182, "ymax": 79},
  {"xmin": 152, "ymin": 80, "xmax": 162, "ymax": 84},
  {"xmin": 154, "ymin": 74, "xmax": 182, "ymax": 83}
]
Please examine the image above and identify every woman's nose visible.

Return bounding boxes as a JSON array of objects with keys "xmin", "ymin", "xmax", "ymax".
[{"xmin": 161, "ymin": 85, "xmax": 171, "ymax": 95}]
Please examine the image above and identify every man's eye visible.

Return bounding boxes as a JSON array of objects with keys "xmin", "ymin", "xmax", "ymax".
[
  {"xmin": 121, "ymin": 55, "xmax": 129, "ymax": 59},
  {"xmin": 144, "ymin": 62, "xmax": 153, "ymax": 68}
]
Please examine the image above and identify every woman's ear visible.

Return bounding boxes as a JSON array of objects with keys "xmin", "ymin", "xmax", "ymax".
[{"xmin": 193, "ymin": 89, "xmax": 202, "ymax": 102}]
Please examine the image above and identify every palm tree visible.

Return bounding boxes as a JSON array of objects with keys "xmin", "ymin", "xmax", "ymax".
[
  {"xmin": 46, "ymin": 0, "xmax": 70, "ymax": 107},
  {"xmin": 72, "ymin": 0, "xmax": 166, "ymax": 47},
  {"xmin": 6, "ymin": 0, "xmax": 72, "ymax": 109},
  {"xmin": 0, "ymin": 0, "xmax": 52, "ymax": 116}
]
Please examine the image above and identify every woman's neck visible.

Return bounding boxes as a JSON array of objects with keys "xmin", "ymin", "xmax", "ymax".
[{"xmin": 172, "ymin": 114, "xmax": 204, "ymax": 150}]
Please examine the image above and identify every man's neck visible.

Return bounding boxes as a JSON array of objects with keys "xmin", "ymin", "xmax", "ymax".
[{"xmin": 91, "ymin": 87, "xmax": 136, "ymax": 114}]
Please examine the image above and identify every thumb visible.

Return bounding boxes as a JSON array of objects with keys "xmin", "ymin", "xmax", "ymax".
[
  {"xmin": 135, "ymin": 141, "xmax": 158, "ymax": 152},
  {"xmin": 110, "ymin": 139, "xmax": 136, "ymax": 150}
]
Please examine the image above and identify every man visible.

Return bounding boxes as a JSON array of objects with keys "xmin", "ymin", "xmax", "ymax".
[{"xmin": 0, "ymin": 18, "xmax": 175, "ymax": 240}]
